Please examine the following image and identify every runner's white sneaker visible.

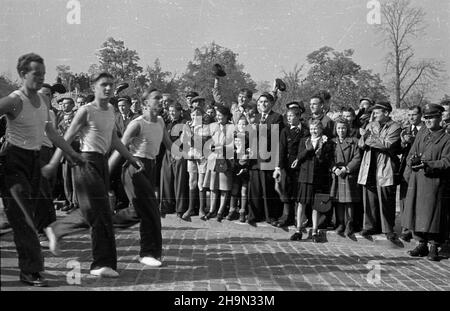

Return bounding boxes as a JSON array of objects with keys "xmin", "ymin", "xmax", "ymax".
[
  {"xmin": 139, "ymin": 256, "xmax": 162, "ymax": 267},
  {"xmin": 90, "ymin": 267, "xmax": 119, "ymax": 278}
]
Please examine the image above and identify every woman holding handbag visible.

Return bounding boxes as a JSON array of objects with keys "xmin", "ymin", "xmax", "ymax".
[
  {"xmin": 203, "ymin": 105, "xmax": 235, "ymax": 221},
  {"xmin": 330, "ymin": 117, "xmax": 362, "ymax": 238},
  {"xmin": 290, "ymin": 120, "xmax": 334, "ymax": 242}
]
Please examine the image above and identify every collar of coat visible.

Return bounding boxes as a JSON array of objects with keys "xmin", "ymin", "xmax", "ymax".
[
  {"xmin": 332, "ymin": 137, "xmax": 354, "ymax": 148},
  {"xmin": 425, "ymin": 128, "xmax": 448, "ymax": 145}
]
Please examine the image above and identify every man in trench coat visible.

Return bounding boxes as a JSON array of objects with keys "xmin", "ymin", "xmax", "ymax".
[
  {"xmin": 357, "ymin": 101, "xmax": 401, "ymax": 242},
  {"xmin": 402, "ymin": 104, "xmax": 450, "ymax": 261}
]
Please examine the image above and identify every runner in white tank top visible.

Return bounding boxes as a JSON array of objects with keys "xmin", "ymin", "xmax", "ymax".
[
  {"xmin": 41, "ymin": 73, "xmax": 143, "ymax": 279},
  {"xmin": 0, "ymin": 53, "xmax": 84, "ymax": 287},
  {"xmin": 108, "ymin": 89, "xmax": 173, "ymax": 267}
]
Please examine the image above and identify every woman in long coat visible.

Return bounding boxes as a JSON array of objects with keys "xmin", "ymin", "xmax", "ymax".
[
  {"xmin": 330, "ymin": 118, "xmax": 362, "ymax": 237},
  {"xmin": 402, "ymin": 104, "xmax": 450, "ymax": 261}
]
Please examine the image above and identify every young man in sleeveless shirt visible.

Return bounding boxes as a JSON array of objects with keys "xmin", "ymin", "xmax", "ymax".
[
  {"xmin": 0, "ymin": 53, "xmax": 85, "ymax": 287},
  {"xmin": 41, "ymin": 72, "xmax": 143, "ymax": 278}
]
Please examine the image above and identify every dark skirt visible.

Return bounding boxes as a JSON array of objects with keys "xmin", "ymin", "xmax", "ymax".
[{"xmin": 296, "ymin": 182, "xmax": 315, "ymax": 205}]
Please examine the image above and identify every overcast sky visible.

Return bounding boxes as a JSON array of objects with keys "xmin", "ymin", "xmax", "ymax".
[{"xmin": 1, "ymin": 0, "xmax": 449, "ymax": 100}]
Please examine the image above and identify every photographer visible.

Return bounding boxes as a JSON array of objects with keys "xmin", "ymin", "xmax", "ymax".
[{"xmin": 402, "ymin": 104, "xmax": 450, "ymax": 261}]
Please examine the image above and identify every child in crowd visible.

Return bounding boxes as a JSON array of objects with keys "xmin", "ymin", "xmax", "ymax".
[
  {"xmin": 180, "ymin": 107, "xmax": 212, "ymax": 220},
  {"xmin": 227, "ymin": 116, "xmax": 250, "ymax": 222},
  {"xmin": 273, "ymin": 103, "xmax": 309, "ymax": 227},
  {"xmin": 330, "ymin": 117, "xmax": 362, "ymax": 237},
  {"xmin": 290, "ymin": 120, "xmax": 334, "ymax": 242}
]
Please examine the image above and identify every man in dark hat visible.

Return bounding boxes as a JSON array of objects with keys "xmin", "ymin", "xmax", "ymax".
[
  {"xmin": 190, "ymin": 96, "xmax": 206, "ymax": 112},
  {"xmin": 357, "ymin": 101, "xmax": 402, "ymax": 242},
  {"xmin": 402, "ymin": 103, "xmax": 450, "ymax": 261},
  {"xmin": 185, "ymin": 91, "xmax": 199, "ymax": 110},
  {"xmin": 247, "ymin": 92, "xmax": 284, "ymax": 226},
  {"xmin": 398, "ymin": 105, "xmax": 424, "ymax": 242},
  {"xmin": 211, "ymin": 69, "xmax": 257, "ymax": 124}
]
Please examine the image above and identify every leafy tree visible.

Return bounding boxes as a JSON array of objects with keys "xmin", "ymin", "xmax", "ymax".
[
  {"xmin": 56, "ymin": 65, "xmax": 75, "ymax": 91},
  {"xmin": 94, "ymin": 37, "xmax": 143, "ymax": 84},
  {"xmin": 280, "ymin": 47, "xmax": 388, "ymax": 113},
  {"xmin": 179, "ymin": 42, "xmax": 257, "ymax": 105}
]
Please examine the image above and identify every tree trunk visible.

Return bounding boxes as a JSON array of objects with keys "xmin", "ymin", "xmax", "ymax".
[{"xmin": 395, "ymin": 48, "xmax": 401, "ymax": 108}]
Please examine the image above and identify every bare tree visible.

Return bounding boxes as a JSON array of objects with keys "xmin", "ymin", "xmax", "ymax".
[{"xmin": 378, "ymin": 0, "xmax": 445, "ymax": 108}]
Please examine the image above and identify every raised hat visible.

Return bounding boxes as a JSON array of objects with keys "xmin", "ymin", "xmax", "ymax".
[
  {"xmin": 51, "ymin": 83, "xmax": 67, "ymax": 94},
  {"xmin": 372, "ymin": 101, "xmax": 392, "ymax": 112},
  {"xmin": 423, "ymin": 103, "xmax": 445, "ymax": 118},
  {"xmin": 212, "ymin": 64, "xmax": 226, "ymax": 77},
  {"xmin": 114, "ymin": 82, "xmax": 129, "ymax": 95},
  {"xmin": 275, "ymin": 78, "xmax": 287, "ymax": 92}
]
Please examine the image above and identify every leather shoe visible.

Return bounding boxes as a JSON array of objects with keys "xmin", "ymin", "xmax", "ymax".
[
  {"xmin": 386, "ymin": 232, "xmax": 398, "ymax": 242},
  {"xmin": 217, "ymin": 213, "xmax": 224, "ymax": 222},
  {"xmin": 400, "ymin": 232, "xmax": 412, "ymax": 242},
  {"xmin": 246, "ymin": 219, "xmax": 257, "ymax": 227},
  {"xmin": 20, "ymin": 272, "xmax": 48, "ymax": 287},
  {"xmin": 427, "ymin": 245, "xmax": 440, "ymax": 261},
  {"xmin": 290, "ymin": 232, "xmax": 302, "ymax": 241},
  {"xmin": 408, "ymin": 243, "xmax": 429, "ymax": 257},
  {"xmin": 335, "ymin": 225, "xmax": 345, "ymax": 236},
  {"xmin": 239, "ymin": 213, "xmax": 246, "ymax": 223},
  {"xmin": 226, "ymin": 211, "xmax": 239, "ymax": 221}
]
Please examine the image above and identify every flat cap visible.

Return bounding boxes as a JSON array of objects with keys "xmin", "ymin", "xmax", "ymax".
[
  {"xmin": 286, "ymin": 101, "xmax": 305, "ymax": 113},
  {"xmin": 372, "ymin": 101, "xmax": 392, "ymax": 112},
  {"xmin": 190, "ymin": 96, "xmax": 206, "ymax": 104}
]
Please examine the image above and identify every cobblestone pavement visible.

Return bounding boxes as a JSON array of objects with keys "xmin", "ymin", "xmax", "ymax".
[{"xmin": 1, "ymin": 213, "xmax": 449, "ymax": 291}]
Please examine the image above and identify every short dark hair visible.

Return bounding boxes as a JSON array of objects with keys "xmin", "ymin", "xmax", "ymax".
[
  {"xmin": 61, "ymin": 97, "xmax": 75, "ymax": 106},
  {"xmin": 409, "ymin": 105, "xmax": 422, "ymax": 114},
  {"xmin": 287, "ymin": 108, "xmax": 301, "ymax": 116},
  {"xmin": 341, "ymin": 107, "xmax": 356, "ymax": 116},
  {"xmin": 91, "ymin": 72, "xmax": 114, "ymax": 84},
  {"xmin": 17, "ymin": 53, "xmax": 44, "ymax": 75},
  {"xmin": 310, "ymin": 94, "xmax": 324, "ymax": 105},
  {"xmin": 239, "ymin": 88, "xmax": 253, "ymax": 99},
  {"xmin": 168, "ymin": 102, "xmax": 182, "ymax": 111}
]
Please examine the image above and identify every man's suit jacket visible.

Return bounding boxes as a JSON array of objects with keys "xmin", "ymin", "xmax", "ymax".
[{"xmin": 249, "ymin": 110, "xmax": 284, "ymax": 170}]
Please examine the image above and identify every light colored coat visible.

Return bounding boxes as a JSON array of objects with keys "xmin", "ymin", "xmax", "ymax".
[{"xmin": 357, "ymin": 118, "xmax": 401, "ymax": 187}]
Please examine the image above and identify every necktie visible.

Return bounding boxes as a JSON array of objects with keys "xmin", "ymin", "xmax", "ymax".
[
  {"xmin": 412, "ymin": 126, "xmax": 418, "ymax": 136},
  {"xmin": 260, "ymin": 113, "xmax": 266, "ymax": 124}
]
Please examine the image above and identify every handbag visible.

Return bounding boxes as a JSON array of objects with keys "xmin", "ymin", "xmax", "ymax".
[{"xmin": 312, "ymin": 193, "xmax": 332, "ymax": 213}]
